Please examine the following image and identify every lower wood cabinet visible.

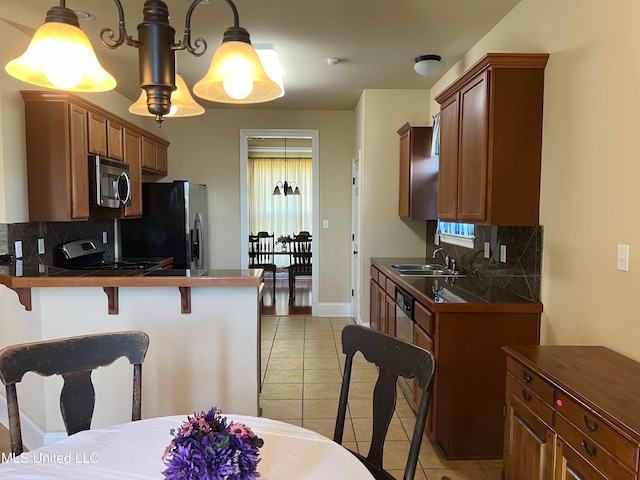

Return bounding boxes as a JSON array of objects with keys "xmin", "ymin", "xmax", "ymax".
[
  {"xmin": 369, "ymin": 266, "xmax": 395, "ymax": 336},
  {"xmin": 503, "ymin": 345, "xmax": 640, "ymax": 480}
]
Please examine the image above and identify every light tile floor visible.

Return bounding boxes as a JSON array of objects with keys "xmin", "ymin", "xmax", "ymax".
[{"xmin": 261, "ymin": 315, "xmax": 503, "ymax": 480}]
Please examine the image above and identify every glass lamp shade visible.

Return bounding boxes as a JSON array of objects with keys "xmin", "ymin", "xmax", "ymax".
[
  {"xmin": 129, "ymin": 73, "xmax": 205, "ymax": 118},
  {"xmin": 6, "ymin": 17, "xmax": 116, "ymax": 92},
  {"xmin": 193, "ymin": 41, "xmax": 282, "ymax": 104}
]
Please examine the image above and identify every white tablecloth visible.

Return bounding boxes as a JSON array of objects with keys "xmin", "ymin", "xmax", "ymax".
[{"xmin": 0, "ymin": 415, "xmax": 374, "ymax": 479}]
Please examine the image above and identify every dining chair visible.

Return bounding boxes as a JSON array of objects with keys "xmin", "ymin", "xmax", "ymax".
[
  {"xmin": 0, "ymin": 330, "xmax": 150, "ymax": 455},
  {"xmin": 249, "ymin": 232, "xmax": 277, "ymax": 297},
  {"xmin": 288, "ymin": 232, "xmax": 312, "ymax": 300},
  {"xmin": 333, "ymin": 325, "xmax": 436, "ymax": 480}
]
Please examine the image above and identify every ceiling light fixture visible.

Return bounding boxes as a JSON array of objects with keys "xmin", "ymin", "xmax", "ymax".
[
  {"xmin": 414, "ymin": 54, "xmax": 442, "ymax": 76},
  {"xmin": 129, "ymin": 72, "xmax": 205, "ymax": 118},
  {"xmin": 5, "ymin": 0, "xmax": 282, "ymax": 126}
]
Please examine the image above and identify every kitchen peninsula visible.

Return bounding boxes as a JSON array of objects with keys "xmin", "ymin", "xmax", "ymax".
[{"xmin": 0, "ymin": 263, "xmax": 263, "ymax": 451}]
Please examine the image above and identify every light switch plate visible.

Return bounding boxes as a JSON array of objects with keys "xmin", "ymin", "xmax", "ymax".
[
  {"xmin": 484, "ymin": 242, "xmax": 490, "ymax": 259},
  {"xmin": 500, "ymin": 245, "xmax": 507, "ymax": 263},
  {"xmin": 617, "ymin": 244, "xmax": 629, "ymax": 272},
  {"xmin": 14, "ymin": 241, "xmax": 22, "ymax": 259},
  {"xmin": 38, "ymin": 238, "xmax": 45, "ymax": 254},
  {"xmin": 322, "ymin": 220, "xmax": 329, "ymax": 229}
]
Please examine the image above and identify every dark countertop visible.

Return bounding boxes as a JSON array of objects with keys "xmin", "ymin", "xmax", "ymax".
[{"xmin": 372, "ymin": 257, "xmax": 542, "ymax": 313}]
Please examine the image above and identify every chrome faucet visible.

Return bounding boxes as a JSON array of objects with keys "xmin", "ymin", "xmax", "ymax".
[{"xmin": 432, "ymin": 248, "xmax": 448, "ymax": 267}]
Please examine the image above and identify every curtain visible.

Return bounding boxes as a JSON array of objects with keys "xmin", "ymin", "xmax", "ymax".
[{"xmin": 249, "ymin": 156, "xmax": 312, "ymax": 266}]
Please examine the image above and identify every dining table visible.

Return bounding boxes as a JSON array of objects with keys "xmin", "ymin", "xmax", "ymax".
[{"xmin": 0, "ymin": 414, "xmax": 375, "ymax": 479}]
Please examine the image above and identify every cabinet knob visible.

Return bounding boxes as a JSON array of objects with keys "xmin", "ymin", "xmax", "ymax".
[
  {"xmin": 583, "ymin": 415, "xmax": 599, "ymax": 433},
  {"xmin": 581, "ymin": 440, "xmax": 598, "ymax": 457},
  {"xmin": 521, "ymin": 371, "xmax": 533, "ymax": 383},
  {"xmin": 521, "ymin": 389, "xmax": 532, "ymax": 402}
]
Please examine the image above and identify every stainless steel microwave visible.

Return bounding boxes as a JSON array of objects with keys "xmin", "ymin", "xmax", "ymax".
[{"xmin": 88, "ymin": 155, "xmax": 132, "ymax": 208}]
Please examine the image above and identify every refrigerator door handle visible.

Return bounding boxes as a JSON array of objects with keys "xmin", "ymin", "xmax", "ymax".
[{"xmin": 191, "ymin": 213, "xmax": 205, "ymax": 269}]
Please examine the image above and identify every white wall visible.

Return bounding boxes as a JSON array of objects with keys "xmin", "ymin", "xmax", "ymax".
[
  {"xmin": 355, "ymin": 89, "xmax": 431, "ymax": 325},
  {"xmin": 429, "ymin": 0, "xmax": 640, "ymax": 361}
]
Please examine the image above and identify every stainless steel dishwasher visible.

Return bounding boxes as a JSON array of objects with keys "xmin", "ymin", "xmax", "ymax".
[{"xmin": 394, "ymin": 285, "xmax": 415, "ymax": 404}]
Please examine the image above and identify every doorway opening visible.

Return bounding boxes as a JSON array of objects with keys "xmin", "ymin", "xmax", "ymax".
[{"xmin": 240, "ymin": 129, "xmax": 319, "ymax": 316}]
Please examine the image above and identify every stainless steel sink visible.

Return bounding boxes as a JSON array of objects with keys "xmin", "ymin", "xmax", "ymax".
[
  {"xmin": 390, "ymin": 263, "xmax": 462, "ymax": 277},
  {"xmin": 390, "ymin": 263, "xmax": 446, "ymax": 271}
]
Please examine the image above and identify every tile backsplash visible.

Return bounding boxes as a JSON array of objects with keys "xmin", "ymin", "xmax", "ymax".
[
  {"xmin": 1, "ymin": 219, "xmax": 115, "ymax": 266},
  {"xmin": 426, "ymin": 221, "xmax": 542, "ymax": 302}
]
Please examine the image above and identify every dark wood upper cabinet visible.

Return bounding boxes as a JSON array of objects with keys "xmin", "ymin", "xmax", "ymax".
[
  {"xmin": 435, "ymin": 53, "xmax": 549, "ymax": 225},
  {"xmin": 397, "ymin": 123, "xmax": 437, "ymax": 220}
]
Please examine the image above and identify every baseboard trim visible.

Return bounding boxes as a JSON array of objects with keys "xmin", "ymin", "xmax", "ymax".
[
  {"xmin": 317, "ymin": 303, "xmax": 352, "ymax": 317},
  {"xmin": 0, "ymin": 393, "xmax": 52, "ymax": 451}
]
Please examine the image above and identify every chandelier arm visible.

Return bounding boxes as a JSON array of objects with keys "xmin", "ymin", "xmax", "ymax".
[
  {"xmin": 100, "ymin": 0, "xmax": 138, "ymax": 48},
  {"xmin": 177, "ymin": 0, "xmax": 208, "ymax": 56},
  {"xmin": 224, "ymin": 0, "xmax": 241, "ymax": 28}
]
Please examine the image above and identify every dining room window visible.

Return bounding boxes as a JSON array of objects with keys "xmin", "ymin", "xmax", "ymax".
[{"xmin": 248, "ymin": 145, "xmax": 312, "ymax": 241}]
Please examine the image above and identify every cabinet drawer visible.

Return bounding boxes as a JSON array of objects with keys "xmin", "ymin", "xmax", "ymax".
[
  {"xmin": 370, "ymin": 265, "xmax": 381, "ymax": 283},
  {"xmin": 556, "ymin": 391, "xmax": 638, "ymax": 470},
  {"xmin": 506, "ymin": 373, "xmax": 554, "ymax": 427},
  {"xmin": 506, "ymin": 356, "xmax": 554, "ymax": 406},
  {"xmin": 556, "ymin": 414, "xmax": 636, "ymax": 480},
  {"xmin": 385, "ymin": 277, "xmax": 396, "ymax": 297},
  {"xmin": 414, "ymin": 302, "xmax": 434, "ymax": 335}
]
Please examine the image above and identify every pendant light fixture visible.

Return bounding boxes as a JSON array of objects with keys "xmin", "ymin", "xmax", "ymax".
[
  {"xmin": 129, "ymin": 55, "xmax": 205, "ymax": 118},
  {"xmin": 273, "ymin": 139, "xmax": 301, "ymax": 196},
  {"xmin": 5, "ymin": 3, "xmax": 116, "ymax": 92},
  {"xmin": 6, "ymin": 0, "xmax": 282, "ymax": 126}
]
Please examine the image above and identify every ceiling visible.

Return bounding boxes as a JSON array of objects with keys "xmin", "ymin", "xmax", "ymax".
[{"xmin": 1, "ymin": 0, "xmax": 522, "ymax": 111}]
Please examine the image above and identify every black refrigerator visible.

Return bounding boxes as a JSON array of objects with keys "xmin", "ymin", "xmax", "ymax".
[{"xmin": 120, "ymin": 181, "xmax": 208, "ymax": 269}]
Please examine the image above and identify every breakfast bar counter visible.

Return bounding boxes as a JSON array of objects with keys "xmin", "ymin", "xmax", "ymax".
[{"xmin": 0, "ymin": 263, "xmax": 265, "ymax": 452}]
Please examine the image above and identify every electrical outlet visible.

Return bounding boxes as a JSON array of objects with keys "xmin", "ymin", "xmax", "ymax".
[
  {"xmin": 500, "ymin": 245, "xmax": 507, "ymax": 263},
  {"xmin": 102, "ymin": 231, "xmax": 108, "ymax": 244},
  {"xmin": 484, "ymin": 242, "xmax": 490, "ymax": 259},
  {"xmin": 14, "ymin": 241, "xmax": 22, "ymax": 259},
  {"xmin": 617, "ymin": 244, "xmax": 629, "ymax": 272},
  {"xmin": 38, "ymin": 238, "xmax": 45, "ymax": 254},
  {"xmin": 434, "ymin": 233, "xmax": 440, "ymax": 246}
]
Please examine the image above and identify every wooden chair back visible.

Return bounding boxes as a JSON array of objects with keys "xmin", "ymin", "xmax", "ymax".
[
  {"xmin": 249, "ymin": 231, "xmax": 276, "ymax": 266},
  {"xmin": 290, "ymin": 232, "xmax": 312, "ymax": 271},
  {"xmin": 333, "ymin": 325, "xmax": 436, "ymax": 480},
  {"xmin": 0, "ymin": 330, "xmax": 150, "ymax": 455}
]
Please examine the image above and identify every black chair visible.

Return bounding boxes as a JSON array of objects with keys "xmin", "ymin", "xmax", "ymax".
[
  {"xmin": 287, "ymin": 232, "xmax": 312, "ymax": 300},
  {"xmin": 249, "ymin": 231, "xmax": 277, "ymax": 297},
  {"xmin": 0, "ymin": 330, "xmax": 150, "ymax": 455},
  {"xmin": 333, "ymin": 325, "xmax": 436, "ymax": 480}
]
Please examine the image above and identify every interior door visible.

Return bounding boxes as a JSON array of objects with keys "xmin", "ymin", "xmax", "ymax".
[{"xmin": 351, "ymin": 151, "xmax": 361, "ymax": 322}]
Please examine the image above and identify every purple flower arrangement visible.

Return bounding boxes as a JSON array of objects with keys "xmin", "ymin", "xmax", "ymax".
[{"xmin": 162, "ymin": 407, "xmax": 264, "ymax": 480}]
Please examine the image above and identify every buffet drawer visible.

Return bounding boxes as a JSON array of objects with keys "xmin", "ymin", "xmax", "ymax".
[
  {"xmin": 506, "ymin": 372, "xmax": 554, "ymax": 427},
  {"xmin": 556, "ymin": 391, "xmax": 638, "ymax": 470},
  {"xmin": 556, "ymin": 414, "xmax": 636, "ymax": 480},
  {"xmin": 506, "ymin": 356, "xmax": 554, "ymax": 406}
]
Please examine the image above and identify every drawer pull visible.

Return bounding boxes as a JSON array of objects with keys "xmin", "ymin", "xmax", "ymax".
[
  {"xmin": 522, "ymin": 371, "xmax": 533, "ymax": 383},
  {"xmin": 583, "ymin": 415, "xmax": 598, "ymax": 433},
  {"xmin": 521, "ymin": 389, "xmax": 532, "ymax": 402},
  {"xmin": 581, "ymin": 440, "xmax": 598, "ymax": 457}
]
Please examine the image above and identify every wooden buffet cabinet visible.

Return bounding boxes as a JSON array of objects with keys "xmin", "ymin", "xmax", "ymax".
[
  {"xmin": 370, "ymin": 260, "xmax": 541, "ymax": 459},
  {"xmin": 435, "ymin": 53, "xmax": 549, "ymax": 225},
  {"xmin": 21, "ymin": 91, "xmax": 170, "ymax": 222},
  {"xmin": 503, "ymin": 345, "xmax": 640, "ymax": 480},
  {"xmin": 396, "ymin": 123, "xmax": 437, "ymax": 220}
]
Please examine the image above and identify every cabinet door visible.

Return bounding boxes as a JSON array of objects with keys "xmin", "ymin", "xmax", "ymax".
[
  {"xmin": 555, "ymin": 438, "xmax": 608, "ymax": 480},
  {"xmin": 437, "ymin": 94, "xmax": 459, "ymax": 220},
  {"xmin": 107, "ymin": 120, "xmax": 124, "ymax": 160},
  {"xmin": 504, "ymin": 393, "xmax": 555, "ymax": 480},
  {"xmin": 142, "ymin": 136, "xmax": 156, "ymax": 170},
  {"xmin": 398, "ymin": 129, "xmax": 411, "ymax": 218},
  {"xmin": 413, "ymin": 324, "xmax": 434, "ymax": 436},
  {"xmin": 369, "ymin": 278, "xmax": 381, "ymax": 332},
  {"xmin": 384, "ymin": 293, "xmax": 396, "ymax": 336},
  {"xmin": 87, "ymin": 110, "xmax": 108, "ymax": 157},
  {"xmin": 123, "ymin": 128, "xmax": 143, "ymax": 218},
  {"xmin": 457, "ymin": 71, "xmax": 489, "ymax": 222},
  {"xmin": 156, "ymin": 142, "xmax": 168, "ymax": 175},
  {"xmin": 69, "ymin": 103, "xmax": 90, "ymax": 220}
]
